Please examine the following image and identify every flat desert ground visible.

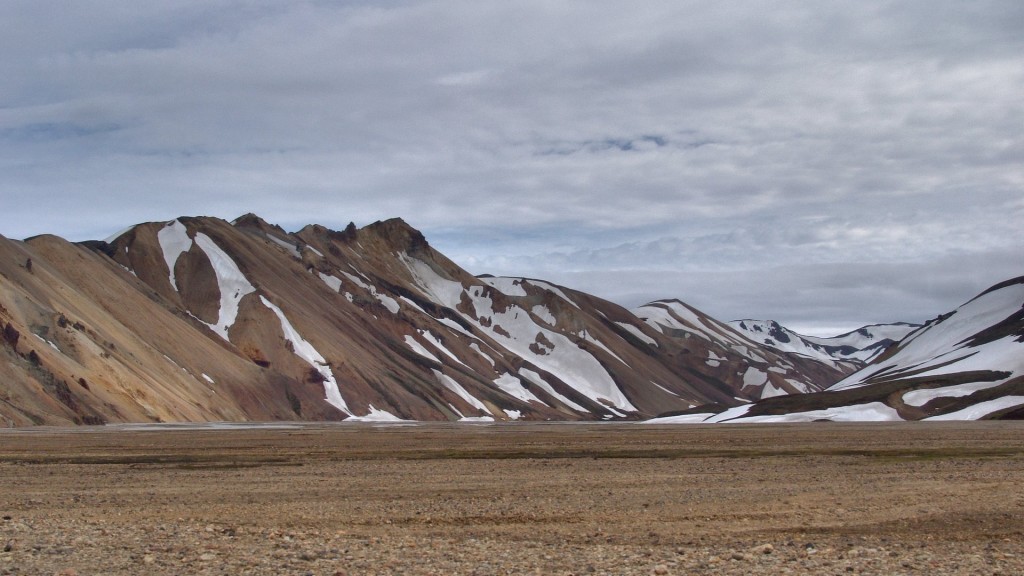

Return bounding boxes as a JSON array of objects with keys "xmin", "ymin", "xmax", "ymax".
[{"xmin": 1, "ymin": 421, "xmax": 1023, "ymax": 575}]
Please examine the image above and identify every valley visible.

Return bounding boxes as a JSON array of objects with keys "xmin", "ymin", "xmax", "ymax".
[{"xmin": 2, "ymin": 421, "xmax": 1023, "ymax": 575}]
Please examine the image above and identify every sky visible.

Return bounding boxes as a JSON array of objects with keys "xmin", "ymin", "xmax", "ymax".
[{"xmin": 1, "ymin": 1, "xmax": 1022, "ymax": 336}]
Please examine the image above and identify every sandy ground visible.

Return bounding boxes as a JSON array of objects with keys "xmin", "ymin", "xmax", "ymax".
[{"xmin": 1, "ymin": 421, "xmax": 1023, "ymax": 575}]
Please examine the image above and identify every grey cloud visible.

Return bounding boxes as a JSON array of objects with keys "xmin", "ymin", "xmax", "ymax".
[{"xmin": 0, "ymin": 1, "xmax": 1022, "ymax": 333}]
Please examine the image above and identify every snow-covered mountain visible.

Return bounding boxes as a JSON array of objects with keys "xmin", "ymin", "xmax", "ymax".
[
  {"xmin": 0, "ymin": 215, "xmax": 851, "ymax": 426},
  {"xmin": 633, "ymin": 301, "xmax": 854, "ymax": 400},
  {"xmin": 728, "ymin": 320, "xmax": 919, "ymax": 365},
  {"xmin": 651, "ymin": 277, "xmax": 1024, "ymax": 423}
]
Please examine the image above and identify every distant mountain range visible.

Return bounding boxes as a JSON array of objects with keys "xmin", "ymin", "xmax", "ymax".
[
  {"xmin": 652, "ymin": 276, "xmax": 1024, "ymax": 423},
  {"xmin": 1, "ymin": 215, "xmax": 1020, "ymax": 425},
  {"xmin": 728, "ymin": 320, "xmax": 920, "ymax": 366}
]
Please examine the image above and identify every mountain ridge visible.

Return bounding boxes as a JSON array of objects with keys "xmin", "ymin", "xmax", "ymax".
[{"xmin": 2, "ymin": 214, "xmax": 1020, "ymax": 425}]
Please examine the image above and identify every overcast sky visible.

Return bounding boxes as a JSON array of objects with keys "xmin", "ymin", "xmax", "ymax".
[{"xmin": 2, "ymin": 1, "xmax": 1022, "ymax": 335}]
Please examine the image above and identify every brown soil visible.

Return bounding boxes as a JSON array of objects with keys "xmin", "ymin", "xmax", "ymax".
[{"xmin": 2, "ymin": 421, "xmax": 1023, "ymax": 575}]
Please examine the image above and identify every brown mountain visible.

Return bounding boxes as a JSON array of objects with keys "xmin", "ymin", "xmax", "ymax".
[{"xmin": 0, "ymin": 215, "xmax": 853, "ymax": 426}]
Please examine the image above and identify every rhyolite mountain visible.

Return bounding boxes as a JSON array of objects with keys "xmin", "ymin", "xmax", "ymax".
[
  {"xmin": 650, "ymin": 276, "xmax": 1024, "ymax": 423},
  {"xmin": 0, "ymin": 214, "xmax": 858, "ymax": 426},
  {"xmin": 728, "ymin": 320, "xmax": 920, "ymax": 368}
]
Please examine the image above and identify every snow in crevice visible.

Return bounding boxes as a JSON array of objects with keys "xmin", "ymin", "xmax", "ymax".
[
  {"xmin": 194, "ymin": 233, "xmax": 256, "ymax": 341},
  {"xmin": 399, "ymin": 296, "xmax": 427, "ymax": 313},
  {"xmin": 318, "ymin": 272, "xmax": 343, "ymax": 293},
  {"xmin": 265, "ymin": 234, "xmax": 300, "ymax": 258},
  {"xmin": 259, "ymin": 296, "xmax": 350, "ymax": 415},
  {"xmin": 157, "ymin": 219, "xmax": 192, "ymax": 290},
  {"xmin": 503, "ymin": 409, "xmax": 522, "ymax": 420},
  {"xmin": 469, "ymin": 342, "xmax": 495, "ymax": 366},
  {"xmin": 578, "ymin": 329, "xmax": 629, "ymax": 367},
  {"xmin": 33, "ymin": 334, "xmax": 61, "ymax": 353},
  {"xmin": 419, "ymin": 330, "xmax": 467, "ymax": 366},
  {"xmin": 650, "ymin": 381, "xmax": 679, "ymax": 397},
  {"xmin": 616, "ymin": 322, "xmax": 658, "ymax": 347},
  {"xmin": 404, "ymin": 335, "xmax": 441, "ymax": 363},
  {"xmin": 433, "ymin": 369, "xmax": 491, "ymax": 415},
  {"xmin": 340, "ymin": 271, "xmax": 400, "ymax": 313},
  {"xmin": 519, "ymin": 368, "xmax": 587, "ymax": 411},
  {"xmin": 493, "ymin": 373, "xmax": 548, "ymax": 406}
]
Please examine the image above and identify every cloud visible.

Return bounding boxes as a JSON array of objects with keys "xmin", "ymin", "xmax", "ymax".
[{"xmin": 0, "ymin": 1, "xmax": 1022, "ymax": 332}]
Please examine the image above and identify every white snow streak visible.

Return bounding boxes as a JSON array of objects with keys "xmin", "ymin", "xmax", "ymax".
[
  {"xmin": 156, "ymin": 219, "xmax": 192, "ymax": 290},
  {"xmin": 404, "ymin": 335, "xmax": 441, "ymax": 364},
  {"xmin": 615, "ymin": 322, "xmax": 658, "ymax": 347},
  {"xmin": 493, "ymin": 373, "xmax": 548, "ymax": 406},
  {"xmin": 433, "ymin": 370, "xmax": 490, "ymax": 415},
  {"xmin": 194, "ymin": 233, "xmax": 256, "ymax": 341},
  {"xmin": 259, "ymin": 296, "xmax": 350, "ymax": 415},
  {"xmin": 518, "ymin": 368, "xmax": 587, "ymax": 411}
]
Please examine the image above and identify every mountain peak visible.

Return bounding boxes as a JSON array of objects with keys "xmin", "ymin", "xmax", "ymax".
[{"xmin": 363, "ymin": 217, "xmax": 429, "ymax": 253}]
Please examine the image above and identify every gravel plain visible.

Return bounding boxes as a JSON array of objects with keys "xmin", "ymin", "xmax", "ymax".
[{"xmin": 1, "ymin": 421, "xmax": 1023, "ymax": 575}]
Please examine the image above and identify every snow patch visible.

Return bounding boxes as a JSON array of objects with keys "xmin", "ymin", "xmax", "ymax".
[
  {"xmin": 156, "ymin": 219, "xmax": 192, "ymax": 290},
  {"xmin": 433, "ymin": 370, "xmax": 490, "ymax": 415},
  {"xmin": 404, "ymin": 335, "xmax": 441, "ymax": 364},
  {"xmin": 902, "ymin": 380, "xmax": 1008, "ymax": 407},
  {"xmin": 531, "ymin": 305, "xmax": 556, "ymax": 326},
  {"xmin": 347, "ymin": 405, "xmax": 406, "ymax": 422},
  {"xmin": 265, "ymin": 234, "xmax": 300, "ymax": 258},
  {"xmin": 925, "ymin": 396, "xmax": 1024, "ymax": 420},
  {"xmin": 260, "ymin": 296, "xmax": 350, "ymax": 415},
  {"xmin": 519, "ymin": 368, "xmax": 587, "ymax": 411},
  {"xmin": 742, "ymin": 366, "xmax": 767, "ymax": 388},
  {"xmin": 493, "ymin": 373, "xmax": 548, "ymax": 406},
  {"xmin": 615, "ymin": 322, "xmax": 658, "ymax": 347},
  {"xmin": 644, "ymin": 413, "xmax": 717, "ymax": 424},
  {"xmin": 194, "ymin": 233, "xmax": 256, "ymax": 341},
  {"xmin": 733, "ymin": 402, "xmax": 903, "ymax": 423},
  {"xmin": 318, "ymin": 272, "xmax": 343, "ymax": 292}
]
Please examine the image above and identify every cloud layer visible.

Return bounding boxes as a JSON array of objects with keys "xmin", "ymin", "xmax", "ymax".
[{"xmin": 2, "ymin": 1, "xmax": 1022, "ymax": 334}]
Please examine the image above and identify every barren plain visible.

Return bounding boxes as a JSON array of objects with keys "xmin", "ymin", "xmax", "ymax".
[{"xmin": 1, "ymin": 421, "xmax": 1023, "ymax": 575}]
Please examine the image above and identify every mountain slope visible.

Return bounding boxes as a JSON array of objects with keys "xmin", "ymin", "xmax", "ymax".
[
  {"xmin": 650, "ymin": 277, "xmax": 1024, "ymax": 423},
  {"xmin": 728, "ymin": 320, "xmax": 920, "ymax": 365},
  {"xmin": 0, "ymin": 215, "xmax": 852, "ymax": 426}
]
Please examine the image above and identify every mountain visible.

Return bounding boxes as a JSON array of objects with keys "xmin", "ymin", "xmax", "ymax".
[
  {"xmin": 728, "ymin": 320, "xmax": 920, "ymax": 366},
  {"xmin": 0, "ymin": 215, "xmax": 851, "ymax": 426},
  {"xmin": 632, "ymin": 300, "xmax": 857, "ymax": 400},
  {"xmin": 651, "ymin": 277, "xmax": 1024, "ymax": 423}
]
